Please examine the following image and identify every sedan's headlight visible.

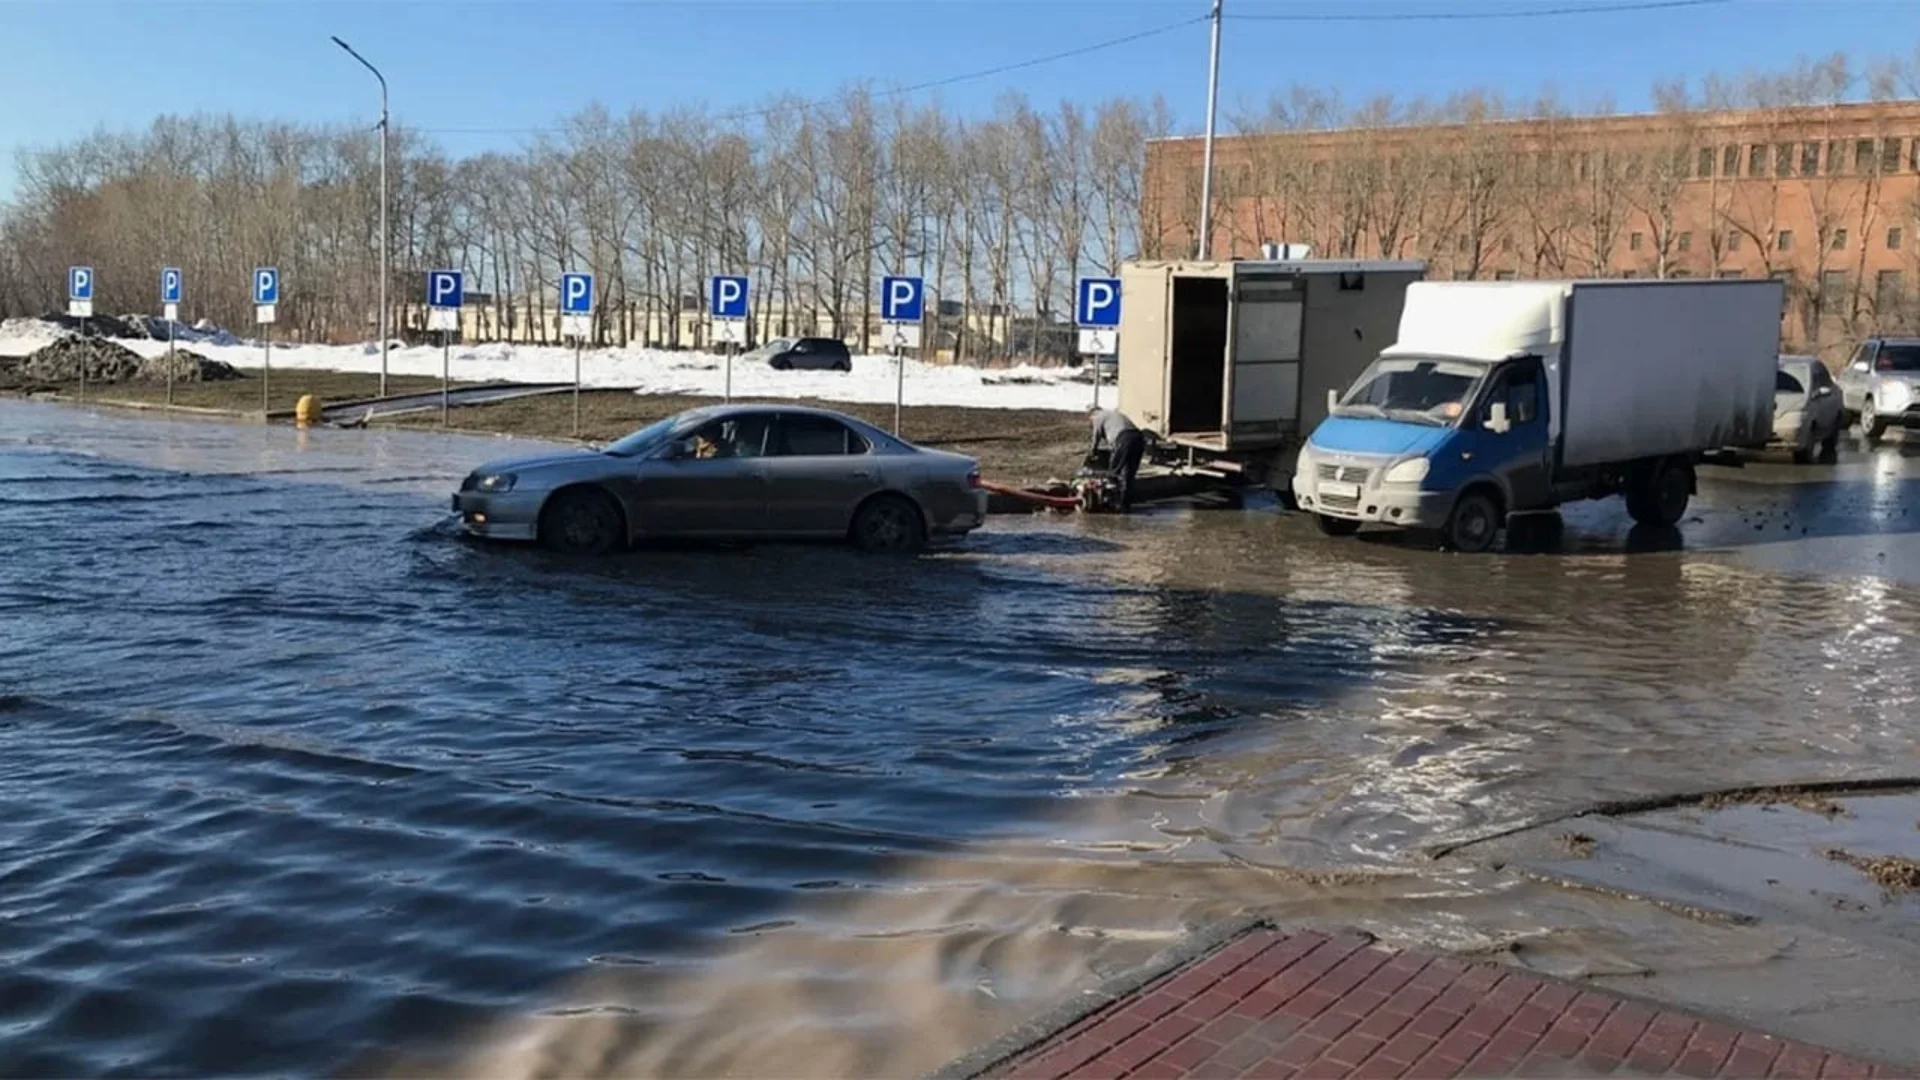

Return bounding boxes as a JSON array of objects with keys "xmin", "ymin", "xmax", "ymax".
[
  {"xmin": 476, "ymin": 473, "xmax": 516, "ymax": 493},
  {"xmin": 1383, "ymin": 457, "xmax": 1429, "ymax": 484}
]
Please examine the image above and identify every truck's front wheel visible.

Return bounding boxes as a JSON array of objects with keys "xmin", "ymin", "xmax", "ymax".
[
  {"xmin": 1442, "ymin": 490, "xmax": 1502, "ymax": 553},
  {"xmin": 1626, "ymin": 461, "xmax": 1693, "ymax": 527}
]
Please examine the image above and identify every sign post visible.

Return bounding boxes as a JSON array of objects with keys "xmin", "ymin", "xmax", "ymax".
[
  {"xmin": 1075, "ymin": 276, "xmax": 1122, "ymax": 408},
  {"xmin": 254, "ymin": 267, "xmax": 279, "ymax": 413},
  {"xmin": 880, "ymin": 275, "xmax": 924, "ymax": 435},
  {"xmin": 427, "ymin": 270, "xmax": 465, "ymax": 426},
  {"xmin": 560, "ymin": 272, "xmax": 594, "ymax": 437},
  {"xmin": 710, "ymin": 275, "xmax": 749, "ymax": 403},
  {"xmin": 161, "ymin": 268, "xmax": 183, "ymax": 408},
  {"xmin": 68, "ymin": 267, "xmax": 93, "ymax": 401}
]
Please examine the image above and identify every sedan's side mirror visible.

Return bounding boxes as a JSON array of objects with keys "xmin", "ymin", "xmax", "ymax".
[
  {"xmin": 1486, "ymin": 401, "xmax": 1512, "ymax": 434},
  {"xmin": 1851, "ymin": 361, "xmax": 1870, "ymax": 373}
]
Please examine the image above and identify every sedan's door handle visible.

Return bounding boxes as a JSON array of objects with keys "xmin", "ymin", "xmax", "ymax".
[{"xmin": 847, "ymin": 471, "xmax": 875, "ymax": 480}]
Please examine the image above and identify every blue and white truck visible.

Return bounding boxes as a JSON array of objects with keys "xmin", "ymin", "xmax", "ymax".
[{"xmin": 1293, "ymin": 279, "xmax": 1783, "ymax": 552}]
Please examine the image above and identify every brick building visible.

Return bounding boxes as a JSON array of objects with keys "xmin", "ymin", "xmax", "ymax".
[{"xmin": 1143, "ymin": 100, "xmax": 1920, "ymax": 360}]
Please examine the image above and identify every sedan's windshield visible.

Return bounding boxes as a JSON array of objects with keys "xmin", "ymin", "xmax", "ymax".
[
  {"xmin": 1878, "ymin": 344, "xmax": 1920, "ymax": 372},
  {"xmin": 1336, "ymin": 356, "xmax": 1492, "ymax": 426},
  {"xmin": 603, "ymin": 414, "xmax": 699, "ymax": 457}
]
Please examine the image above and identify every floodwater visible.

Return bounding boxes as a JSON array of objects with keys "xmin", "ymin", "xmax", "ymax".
[{"xmin": 3, "ymin": 398, "xmax": 1919, "ymax": 1077}]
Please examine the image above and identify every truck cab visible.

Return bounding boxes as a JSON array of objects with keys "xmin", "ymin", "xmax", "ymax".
[{"xmin": 1295, "ymin": 353, "xmax": 1551, "ymax": 551}]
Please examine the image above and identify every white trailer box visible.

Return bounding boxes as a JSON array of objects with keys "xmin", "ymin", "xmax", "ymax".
[{"xmin": 1119, "ymin": 259, "xmax": 1426, "ymax": 456}]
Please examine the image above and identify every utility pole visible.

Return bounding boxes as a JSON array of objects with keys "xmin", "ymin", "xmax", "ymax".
[
  {"xmin": 333, "ymin": 36, "xmax": 390, "ymax": 396},
  {"xmin": 1198, "ymin": 0, "xmax": 1224, "ymax": 260}
]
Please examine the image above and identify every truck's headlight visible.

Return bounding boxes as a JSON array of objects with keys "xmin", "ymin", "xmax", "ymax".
[
  {"xmin": 476, "ymin": 473, "xmax": 516, "ymax": 493},
  {"xmin": 1383, "ymin": 457, "xmax": 1429, "ymax": 484}
]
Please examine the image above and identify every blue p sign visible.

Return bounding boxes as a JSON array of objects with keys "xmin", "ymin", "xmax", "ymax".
[
  {"xmin": 161, "ymin": 268, "xmax": 183, "ymax": 304},
  {"xmin": 1077, "ymin": 277, "xmax": 1121, "ymax": 328},
  {"xmin": 710, "ymin": 275, "xmax": 748, "ymax": 318},
  {"xmin": 428, "ymin": 270, "xmax": 464, "ymax": 309},
  {"xmin": 881, "ymin": 276, "xmax": 923, "ymax": 322},
  {"xmin": 254, "ymin": 267, "xmax": 279, "ymax": 304},
  {"xmin": 69, "ymin": 266, "xmax": 93, "ymax": 300},
  {"xmin": 560, "ymin": 272, "xmax": 593, "ymax": 314}
]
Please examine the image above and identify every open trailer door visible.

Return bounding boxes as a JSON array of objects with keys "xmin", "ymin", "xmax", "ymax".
[
  {"xmin": 1224, "ymin": 272, "xmax": 1304, "ymax": 451},
  {"xmin": 1118, "ymin": 263, "xmax": 1173, "ymax": 435}
]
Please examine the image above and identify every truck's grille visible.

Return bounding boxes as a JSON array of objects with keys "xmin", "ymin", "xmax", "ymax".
[{"xmin": 1316, "ymin": 463, "xmax": 1371, "ymax": 485}]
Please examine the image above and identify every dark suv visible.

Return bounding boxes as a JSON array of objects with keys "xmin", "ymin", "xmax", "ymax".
[{"xmin": 758, "ymin": 337, "xmax": 852, "ymax": 372}]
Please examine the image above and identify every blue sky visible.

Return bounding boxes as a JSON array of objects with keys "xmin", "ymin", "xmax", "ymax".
[{"xmin": 3, "ymin": 0, "xmax": 1918, "ymax": 197}]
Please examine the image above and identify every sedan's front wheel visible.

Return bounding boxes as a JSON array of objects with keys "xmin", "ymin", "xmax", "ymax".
[
  {"xmin": 850, "ymin": 494, "xmax": 926, "ymax": 554},
  {"xmin": 541, "ymin": 487, "xmax": 625, "ymax": 555}
]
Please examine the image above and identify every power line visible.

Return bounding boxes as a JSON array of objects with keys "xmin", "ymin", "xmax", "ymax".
[
  {"xmin": 1230, "ymin": 0, "xmax": 1729, "ymax": 21},
  {"xmin": 415, "ymin": 13, "xmax": 1207, "ymax": 138}
]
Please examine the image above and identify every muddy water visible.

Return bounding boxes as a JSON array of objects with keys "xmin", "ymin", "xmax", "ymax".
[{"xmin": 3, "ymin": 399, "xmax": 1919, "ymax": 1076}]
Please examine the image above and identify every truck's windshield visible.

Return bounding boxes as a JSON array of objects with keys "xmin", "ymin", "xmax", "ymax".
[{"xmin": 1336, "ymin": 356, "xmax": 1491, "ymax": 426}]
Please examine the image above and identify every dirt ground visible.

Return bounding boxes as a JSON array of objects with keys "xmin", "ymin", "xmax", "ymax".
[
  {"xmin": 390, "ymin": 389, "xmax": 1090, "ymax": 487},
  {"xmin": 1, "ymin": 368, "xmax": 1091, "ymax": 487}
]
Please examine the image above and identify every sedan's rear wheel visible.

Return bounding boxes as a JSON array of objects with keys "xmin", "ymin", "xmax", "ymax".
[
  {"xmin": 541, "ymin": 487, "xmax": 625, "ymax": 555},
  {"xmin": 850, "ymin": 494, "xmax": 925, "ymax": 554}
]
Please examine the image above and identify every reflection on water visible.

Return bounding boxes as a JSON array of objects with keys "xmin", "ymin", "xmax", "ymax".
[{"xmin": 1, "ymin": 400, "xmax": 1918, "ymax": 1076}]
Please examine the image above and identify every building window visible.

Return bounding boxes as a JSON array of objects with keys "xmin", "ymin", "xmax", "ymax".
[
  {"xmin": 1698, "ymin": 147, "xmax": 1715, "ymax": 178},
  {"xmin": 1832, "ymin": 228, "xmax": 1849, "ymax": 251},
  {"xmin": 1678, "ymin": 231, "xmax": 1693, "ymax": 252},
  {"xmin": 1821, "ymin": 270, "xmax": 1848, "ymax": 307},
  {"xmin": 1457, "ymin": 235, "xmax": 1471, "ymax": 253},
  {"xmin": 1776, "ymin": 143, "xmax": 1794, "ymax": 177},
  {"xmin": 1776, "ymin": 230, "xmax": 1793, "ymax": 252},
  {"xmin": 1829, "ymin": 140, "xmax": 1846, "ymax": 174},
  {"xmin": 1728, "ymin": 231, "xmax": 1742, "ymax": 252},
  {"xmin": 1622, "ymin": 270, "xmax": 1639, "ymax": 279},
  {"xmin": 1672, "ymin": 269, "xmax": 1694, "ymax": 279},
  {"xmin": 1856, "ymin": 139, "xmax": 1876, "ymax": 173},
  {"xmin": 1724, "ymin": 145, "xmax": 1740, "ymax": 176},
  {"xmin": 1630, "ymin": 232, "xmax": 1645, "ymax": 252},
  {"xmin": 1803, "ymin": 141, "xmax": 1821, "ymax": 175},
  {"xmin": 1877, "ymin": 270, "xmax": 1905, "ymax": 311},
  {"xmin": 1501, "ymin": 235, "xmax": 1515, "ymax": 253},
  {"xmin": 1495, "ymin": 270, "xmax": 1517, "ymax": 281},
  {"xmin": 1749, "ymin": 144, "xmax": 1768, "ymax": 177},
  {"xmin": 1884, "ymin": 137, "xmax": 1904, "ymax": 174},
  {"xmin": 1625, "ymin": 154, "xmax": 1643, "ymax": 180},
  {"xmin": 1890, "ymin": 227, "xmax": 1904, "ymax": 251},
  {"xmin": 1718, "ymin": 269, "xmax": 1744, "ymax": 279}
]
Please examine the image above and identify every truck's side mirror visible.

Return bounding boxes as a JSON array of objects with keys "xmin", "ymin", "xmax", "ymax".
[
  {"xmin": 1327, "ymin": 388, "xmax": 1339, "ymax": 413},
  {"xmin": 1487, "ymin": 401, "xmax": 1512, "ymax": 434}
]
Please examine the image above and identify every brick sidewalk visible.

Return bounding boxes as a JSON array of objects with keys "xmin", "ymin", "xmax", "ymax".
[{"xmin": 971, "ymin": 928, "xmax": 1892, "ymax": 1079}]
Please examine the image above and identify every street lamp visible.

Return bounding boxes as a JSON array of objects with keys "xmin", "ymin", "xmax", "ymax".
[
  {"xmin": 332, "ymin": 35, "xmax": 390, "ymax": 397},
  {"xmin": 1197, "ymin": 0, "xmax": 1223, "ymax": 260}
]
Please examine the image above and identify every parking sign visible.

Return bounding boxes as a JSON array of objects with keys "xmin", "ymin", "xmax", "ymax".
[
  {"xmin": 710, "ymin": 275, "xmax": 748, "ymax": 319},
  {"xmin": 1076, "ymin": 277, "xmax": 1121, "ymax": 328},
  {"xmin": 560, "ymin": 272, "xmax": 594, "ymax": 314},
  {"xmin": 880, "ymin": 276, "xmax": 924, "ymax": 323}
]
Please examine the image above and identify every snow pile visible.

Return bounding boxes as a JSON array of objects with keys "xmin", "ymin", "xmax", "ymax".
[
  {"xmin": 19, "ymin": 336, "xmax": 240, "ymax": 383},
  {"xmin": 0, "ymin": 316, "xmax": 1094, "ymax": 412}
]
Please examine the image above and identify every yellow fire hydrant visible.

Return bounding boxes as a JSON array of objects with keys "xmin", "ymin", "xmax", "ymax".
[{"xmin": 294, "ymin": 394, "xmax": 323, "ymax": 428}]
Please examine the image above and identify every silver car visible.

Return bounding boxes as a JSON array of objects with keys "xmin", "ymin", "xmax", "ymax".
[
  {"xmin": 1772, "ymin": 354, "xmax": 1844, "ymax": 463},
  {"xmin": 453, "ymin": 404, "xmax": 987, "ymax": 554},
  {"xmin": 1837, "ymin": 337, "xmax": 1920, "ymax": 442}
]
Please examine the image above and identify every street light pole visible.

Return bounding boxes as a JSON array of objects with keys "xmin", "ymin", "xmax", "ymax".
[
  {"xmin": 1198, "ymin": 0, "xmax": 1223, "ymax": 260},
  {"xmin": 332, "ymin": 35, "xmax": 390, "ymax": 397}
]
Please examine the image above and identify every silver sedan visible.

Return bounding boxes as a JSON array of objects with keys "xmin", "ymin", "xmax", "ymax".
[{"xmin": 452, "ymin": 404, "xmax": 988, "ymax": 554}]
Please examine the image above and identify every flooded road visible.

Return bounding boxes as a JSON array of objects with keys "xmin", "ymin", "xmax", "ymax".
[{"xmin": 3, "ymin": 398, "xmax": 1919, "ymax": 1076}]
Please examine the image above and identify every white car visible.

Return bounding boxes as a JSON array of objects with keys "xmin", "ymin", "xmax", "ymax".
[
  {"xmin": 1837, "ymin": 337, "xmax": 1920, "ymax": 442},
  {"xmin": 1772, "ymin": 355, "xmax": 1844, "ymax": 463}
]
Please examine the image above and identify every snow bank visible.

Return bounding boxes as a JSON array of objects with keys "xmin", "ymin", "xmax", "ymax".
[{"xmin": 0, "ymin": 319, "xmax": 1095, "ymax": 412}]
